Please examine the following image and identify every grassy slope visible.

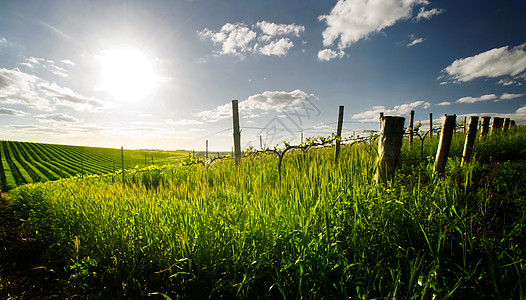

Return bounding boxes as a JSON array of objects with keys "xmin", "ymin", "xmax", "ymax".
[{"xmin": 5, "ymin": 127, "xmax": 526, "ymax": 299}]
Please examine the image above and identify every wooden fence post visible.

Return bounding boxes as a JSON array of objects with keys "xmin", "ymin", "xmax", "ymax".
[
  {"xmin": 434, "ymin": 115, "xmax": 456, "ymax": 174},
  {"xmin": 409, "ymin": 110, "xmax": 414, "ymax": 145},
  {"xmin": 376, "ymin": 116, "xmax": 405, "ymax": 184},
  {"xmin": 481, "ymin": 116, "xmax": 491, "ymax": 137},
  {"xmin": 429, "ymin": 113, "xmax": 433, "ymax": 137},
  {"xmin": 121, "ymin": 146, "xmax": 125, "ymax": 184},
  {"xmin": 232, "ymin": 100, "xmax": 242, "ymax": 167},
  {"xmin": 206, "ymin": 140, "xmax": 209, "ymax": 160},
  {"xmin": 335, "ymin": 106, "xmax": 344, "ymax": 164},
  {"xmin": 504, "ymin": 118, "xmax": 511, "ymax": 131},
  {"xmin": 492, "ymin": 117, "xmax": 504, "ymax": 134},
  {"xmin": 463, "ymin": 116, "xmax": 467, "ymax": 133},
  {"xmin": 260, "ymin": 135, "xmax": 263, "ymax": 149},
  {"xmin": 461, "ymin": 116, "xmax": 479, "ymax": 166}
]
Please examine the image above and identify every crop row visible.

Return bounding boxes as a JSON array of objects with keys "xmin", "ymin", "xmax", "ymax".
[{"xmin": 0, "ymin": 141, "xmax": 185, "ymax": 191}]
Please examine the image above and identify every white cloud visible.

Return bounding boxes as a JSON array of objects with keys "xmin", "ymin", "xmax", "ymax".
[
  {"xmin": 436, "ymin": 101, "xmax": 451, "ymax": 106},
  {"xmin": 61, "ymin": 59, "xmax": 75, "ymax": 66},
  {"xmin": 196, "ymin": 102, "xmax": 232, "ymax": 122},
  {"xmin": 407, "ymin": 34, "xmax": 425, "ymax": 47},
  {"xmin": 199, "ymin": 23, "xmax": 257, "ymax": 57},
  {"xmin": 442, "ymin": 44, "xmax": 526, "ymax": 83},
  {"xmin": 0, "ymin": 36, "xmax": 12, "ymax": 50},
  {"xmin": 199, "ymin": 21, "xmax": 304, "ymax": 58},
  {"xmin": 259, "ymin": 38, "xmax": 294, "ymax": 56},
  {"xmin": 0, "ymin": 37, "xmax": 8, "ymax": 47},
  {"xmin": 34, "ymin": 113, "xmax": 79, "ymax": 123},
  {"xmin": 0, "ymin": 108, "xmax": 29, "ymax": 116},
  {"xmin": 498, "ymin": 78, "xmax": 519, "ymax": 86},
  {"xmin": 498, "ymin": 93, "xmax": 525, "ymax": 101},
  {"xmin": 19, "ymin": 56, "xmax": 69, "ymax": 78},
  {"xmin": 0, "ymin": 68, "xmax": 55, "ymax": 111},
  {"xmin": 514, "ymin": 105, "xmax": 526, "ymax": 121},
  {"xmin": 197, "ymin": 89, "xmax": 318, "ymax": 122},
  {"xmin": 456, "ymin": 94, "xmax": 498, "ymax": 104},
  {"xmin": 352, "ymin": 100, "xmax": 431, "ymax": 122},
  {"xmin": 37, "ymin": 81, "xmax": 106, "ymax": 112},
  {"xmin": 318, "ymin": 49, "xmax": 345, "ymax": 61},
  {"xmin": 415, "ymin": 6, "xmax": 444, "ymax": 21},
  {"xmin": 165, "ymin": 119, "xmax": 204, "ymax": 126},
  {"xmin": 256, "ymin": 21, "xmax": 304, "ymax": 37},
  {"xmin": 318, "ymin": 0, "xmax": 439, "ymax": 60},
  {"xmin": 0, "ymin": 67, "xmax": 105, "ymax": 112}
]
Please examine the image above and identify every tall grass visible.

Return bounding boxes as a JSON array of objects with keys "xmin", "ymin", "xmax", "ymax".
[{"xmin": 8, "ymin": 127, "xmax": 526, "ymax": 298}]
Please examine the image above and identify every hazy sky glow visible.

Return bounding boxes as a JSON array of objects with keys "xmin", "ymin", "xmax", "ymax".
[{"xmin": 0, "ymin": 0, "xmax": 525, "ymax": 150}]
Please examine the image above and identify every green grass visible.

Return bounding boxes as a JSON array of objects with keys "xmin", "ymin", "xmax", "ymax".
[
  {"xmin": 6, "ymin": 126, "xmax": 526, "ymax": 298},
  {"xmin": 0, "ymin": 141, "xmax": 186, "ymax": 190}
]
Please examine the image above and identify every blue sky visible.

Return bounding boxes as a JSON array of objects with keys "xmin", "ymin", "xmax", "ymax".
[{"xmin": 1, "ymin": 0, "xmax": 525, "ymax": 151}]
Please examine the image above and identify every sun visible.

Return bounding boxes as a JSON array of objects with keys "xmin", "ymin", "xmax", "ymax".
[{"xmin": 96, "ymin": 47, "xmax": 159, "ymax": 101}]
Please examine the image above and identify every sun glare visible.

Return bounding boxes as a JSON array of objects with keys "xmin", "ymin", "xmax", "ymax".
[{"xmin": 97, "ymin": 47, "xmax": 158, "ymax": 101}]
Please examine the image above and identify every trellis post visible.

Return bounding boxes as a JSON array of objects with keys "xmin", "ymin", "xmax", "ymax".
[
  {"xmin": 232, "ymin": 100, "xmax": 242, "ymax": 167},
  {"xmin": 334, "ymin": 106, "xmax": 344, "ymax": 164},
  {"xmin": 461, "ymin": 116, "xmax": 479, "ymax": 166},
  {"xmin": 492, "ymin": 117, "xmax": 504, "ymax": 134},
  {"xmin": 481, "ymin": 116, "xmax": 491, "ymax": 137},
  {"xmin": 409, "ymin": 110, "xmax": 414, "ymax": 145},
  {"xmin": 376, "ymin": 116, "xmax": 405, "ymax": 184},
  {"xmin": 434, "ymin": 115, "xmax": 456, "ymax": 174},
  {"xmin": 429, "ymin": 113, "xmax": 433, "ymax": 137}
]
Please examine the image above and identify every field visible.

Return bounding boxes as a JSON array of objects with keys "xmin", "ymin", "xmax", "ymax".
[
  {"xmin": 1, "ymin": 127, "xmax": 526, "ymax": 298},
  {"xmin": 0, "ymin": 141, "xmax": 186, "ymax": 191}
]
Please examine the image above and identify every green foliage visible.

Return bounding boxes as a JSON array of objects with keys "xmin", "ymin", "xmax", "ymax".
[{"xmin": 5, "ymin": 126, "xmax": 526, "ymax": 298}]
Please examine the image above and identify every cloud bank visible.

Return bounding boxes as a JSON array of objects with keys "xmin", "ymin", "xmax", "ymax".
[
  {"xmin": 0, "ymin": 68, "xmax": 105, "ymax": 112},
  {"xmin": 318, "ymin": 0, "xmax": 442, "ymax": 61},
  {"xmin": 0, "ymin": 108, "xmax": 29, "ymax": 116},
  {"xmin": 352, "ymin": 100, "xmax": 431, "ymax": 122},
  {"xmin": 456, "ymin": 93, "xmax": 525, "ymax": 103},
  {"xmin": 197, "ymin": 89, "xmax": 318, "ymax": 122},
  {"xmin": 442, "ymin": 43, "xmax": 526, "ymax": 84},
  {"xmin": 199, "ymin": 21, "xmax": 305, "ymax": 58}
]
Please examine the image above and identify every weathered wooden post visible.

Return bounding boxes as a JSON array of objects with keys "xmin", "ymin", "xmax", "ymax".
[
  {"xmin": 206, "ymin": 140, "xmax": 209, "ymax": 160},
  {"xmin": 376, "ymin": 116, "xmax": 405, "ymax": 184},
  {"xmin": 461, "ymin": 116, "xmax": 479, "ymax": 166},
  {"xmin": 301, "ymin": 132, "xmax": 304, "ymax": 144},
  {"xmin": 434, "ymin": 115, "xmax": 456, "ymax": 174},
  {"xmin": 492, "ymin": 117, "xmax": 504, "ymax": 134},
  {"xmin": 259, "ymin": 135, "xmax": 263, "ymax": 149},
  {"xmin": 504, "ymin": 118, "xmax": 511, "ymax": 131},
  {"xmin": 335, "ymin": 106, "xmax": 344, "ymax": 164},
  {"xmin": 232, "ymin": 100, "xmax": 242, "ymax": 167},
  {"xmin": 121, "ymin": 146, "xmax": 125, "ymax": 184},
  {"xmin": 481, "ymin": 116, "xmax": 491, "ymax": 137},
  {"xmin": 409, "ymin": 110, "xmax": 414, "ymax": 145},
  {"xmin": 463, "ymin": 116, "xmax": 467, "ymax": 133},
  {"xmin": 429, "ymin": 113, "xmax": 433, "ymax": 137}
]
